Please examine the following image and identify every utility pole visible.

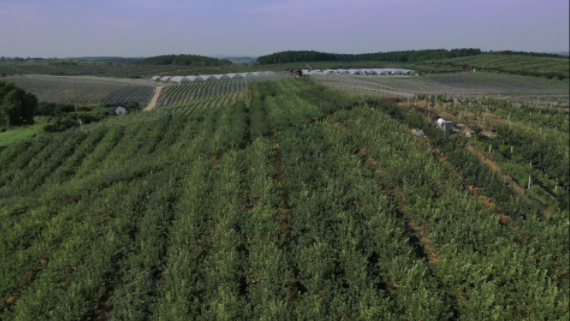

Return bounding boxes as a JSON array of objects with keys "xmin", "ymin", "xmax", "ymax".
[{"xmin": 74, "ymin": 104, "xmax": 83, "ymax": 131}]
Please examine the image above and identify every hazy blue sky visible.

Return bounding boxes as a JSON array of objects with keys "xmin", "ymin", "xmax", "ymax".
[{"xmin": 1, "ymin": 0, "xmax": 568, "ymax": 57}]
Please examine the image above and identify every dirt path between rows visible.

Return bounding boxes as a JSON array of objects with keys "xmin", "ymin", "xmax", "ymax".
[{"xmin": 144, "ymin": 86, "xmax": 165, "ymax": 111}]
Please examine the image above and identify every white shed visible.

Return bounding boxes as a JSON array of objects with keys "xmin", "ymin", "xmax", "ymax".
[
  {"xmin": 151, "ymin": 76, "xmax": 161, "ymax": 81},
  {"xmin": 160, "ymin": 76, "xmax": 172, "ymax": 82},
  {"xmin": 436, "ymin": 118, "xmax": 454, "ymax": 131},
  {"xmin": 115, "ymin": 106, "xmax": 127, "ymax": 115}
]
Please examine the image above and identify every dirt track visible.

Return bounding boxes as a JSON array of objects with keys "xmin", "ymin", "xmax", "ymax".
[{"xmin": 144, "ymin": 86, "xmax": 165, "ymax": 111}]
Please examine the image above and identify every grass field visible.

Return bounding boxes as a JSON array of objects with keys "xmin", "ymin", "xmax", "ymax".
[
  {"xmin": 0, "ymin": 125, "xmax": 43, "ymax": 147},
  {"xmin": 0, "ymin": 78, "xmax": 567, "ymax": 320}
]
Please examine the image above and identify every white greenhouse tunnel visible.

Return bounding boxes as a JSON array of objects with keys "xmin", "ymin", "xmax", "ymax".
[
  {"xmin": 304, "ymin": 68, "xmax": 416, "ymax": 75},
  {"xmin": 151, "ymin": 71, "xmax": 278, "ymax": 84},
  {"xmin": 151, "ymin": 68, "xmax": 413, "ymax": 84}
]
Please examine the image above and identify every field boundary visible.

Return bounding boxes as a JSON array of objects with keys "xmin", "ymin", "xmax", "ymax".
[{"xmin": 144, "ymin": 86, "xmax": 165, "ymax": 111}]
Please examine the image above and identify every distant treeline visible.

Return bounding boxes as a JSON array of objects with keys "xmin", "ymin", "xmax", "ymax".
[
  {"xmin": 136, "ymin": 54, "xmax": 232, "ymax": 66},
  {"xmin": 256, "ymin": 49, "xmax": 568, "ymax": 64},
  {"xmin": 256, "ymin": 49, "xmax": 482, "ymax": 64},
  {"xmin": 486, "ymin": 50, "xmax": 569, "ymax": 58}
]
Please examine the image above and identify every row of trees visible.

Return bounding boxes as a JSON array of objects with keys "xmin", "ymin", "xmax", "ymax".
[
  {"xmin": 0, "ymin": 81, "xmax": 37, "ymax": 130},
  {"xmin": 256, "ymin": 49, "xmax": 569, "ymax": 67},
  {"xmin": 487, "ymin": 50, "xmax": 569, "ymax": 59},
  {"xmin": 135, "ymin": 54, "xmax": 232, "ymax": 66},
  {"xmin": 256, "ymin": 48, "xmax": 483, "ymax": 64}
]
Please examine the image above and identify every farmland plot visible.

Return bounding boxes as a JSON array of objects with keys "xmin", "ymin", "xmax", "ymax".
[
  {"xmin": 155, "ymin": 79, "xmax": 247, "ymax": 107},
  {"xmin": 0, "ymin": 78, "xmax": 567, "ymax": 320},
  {"xmin": 4, "ymin": 76, "xmax": 156, "ymax": 105},
  {"xmin": 312, "ymin": 72, "xmax": 570, "ymax": 99}
]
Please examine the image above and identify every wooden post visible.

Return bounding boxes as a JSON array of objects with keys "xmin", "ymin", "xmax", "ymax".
[
  {"xmin": 511, "ymin": 146, "xmax": 514, "ymax": 153},
  {"xmin": 489, "ymin": 144, "xmax": 492, "ymax": 153},
  {"xmin": 527, "ymin": 176, "xmax": 532, "ymax": 190}
]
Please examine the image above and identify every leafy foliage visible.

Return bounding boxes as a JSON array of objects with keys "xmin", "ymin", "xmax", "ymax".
[
  {"xmin": 0, "ymin": 81, "xmax": 38, "ymax": 129},
  {"xmin": 0, "ymin": 78, "xmax": 567, "ymax": 320}
]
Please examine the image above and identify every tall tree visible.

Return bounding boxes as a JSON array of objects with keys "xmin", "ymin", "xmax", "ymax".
[{"xmin": 0, "ymin": 81, "xmax": 38, "ymax": 129}]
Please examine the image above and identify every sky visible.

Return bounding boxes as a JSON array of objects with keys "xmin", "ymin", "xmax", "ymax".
[{"xmin": 0, "ymin": 0, "xmax": 568, "ymax": 57}]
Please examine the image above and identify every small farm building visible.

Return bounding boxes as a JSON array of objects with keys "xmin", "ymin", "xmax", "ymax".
[
  {"xmin": 115, "ymin": 107, "xmax": 127, "ymax": 115},
  {"xmin": 436, "ymin": 118, "xmax": 454, "ymax": 131}
]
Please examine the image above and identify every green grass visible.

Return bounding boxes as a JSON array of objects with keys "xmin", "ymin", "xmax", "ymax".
[{"xmin": 0, "ymin": 122, "xmax": 45, "ymax": 147}]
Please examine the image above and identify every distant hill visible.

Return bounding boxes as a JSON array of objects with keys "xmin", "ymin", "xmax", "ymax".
[
  {"xmin": 136, "ymin": 54, "xmax": 231, "ymax": 66},
  {"xmin": 225, "ymin": 57, "xmax": 257, "ymax": 64},
  {"xmin": 69, "ymin": 57, "xmax": 145, "ymax": 64},
  {"xmin": 208, "ymin": 55, "xmax": 257, "ymax": 64},
  {"xmin": 547, "ymin": 51, "xmax": 569, "ymax": 56},
  {"xmin": 256, "ymin": 49, "xmax": 569, "ymax": 65},
  {"xmin": 256, "ymin": 49, "xmax": 483, "ymax": 64}
]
